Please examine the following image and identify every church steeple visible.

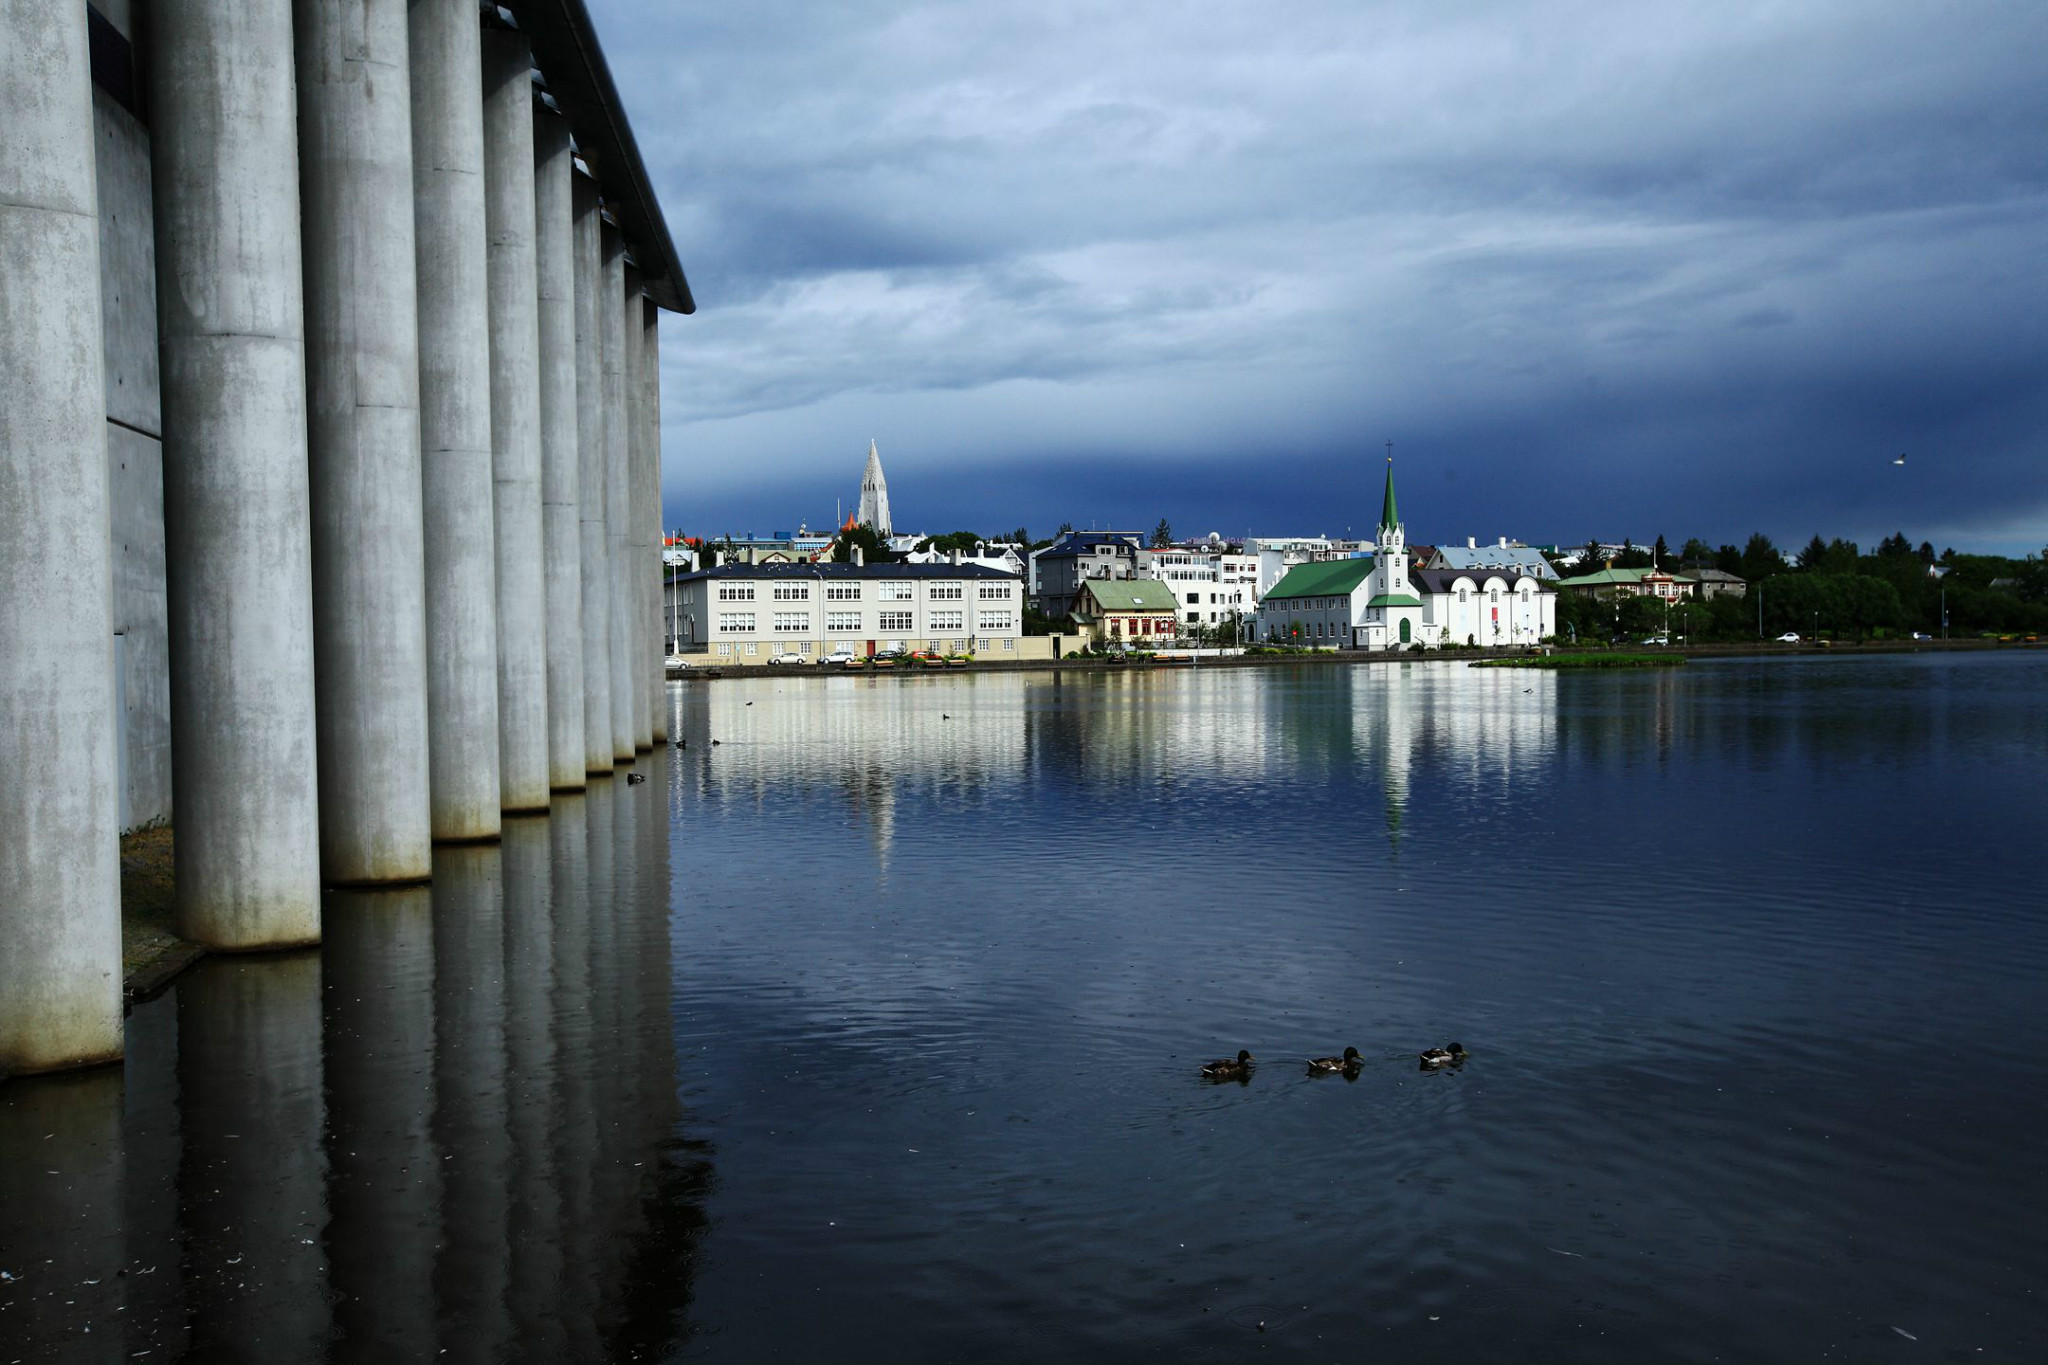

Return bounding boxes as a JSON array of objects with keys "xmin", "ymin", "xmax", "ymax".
[
  {"xmin": 857, "ymin": 439, "xmax": 892, "ymax": 537},
  {"xmin": 1378, "ymin": 455, "xmax": 1399, "ymax": 536}
]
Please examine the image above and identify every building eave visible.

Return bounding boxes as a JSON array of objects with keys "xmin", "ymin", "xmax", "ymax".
[{"xmin": 520, "ymin": 0, "xmax": 694, "ymax": 314}]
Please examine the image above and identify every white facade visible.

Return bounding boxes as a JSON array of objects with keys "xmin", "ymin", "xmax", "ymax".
[
  {"xmin": 905, "ymin": 541, "xmax": 1027, "ymax": 576},
  {"xmin": 1253, "ymin": 466, "xmax": 1556, "ymax": 649},
  {"xmin": 669, "ymin": 563, "xmax": 1025, "ymax": 661},
  {"xmin": 1138, "ymin": 549, "xmax": 1259, "ymax": 627}
]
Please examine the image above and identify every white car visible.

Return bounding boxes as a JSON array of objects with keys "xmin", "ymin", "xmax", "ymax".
[
  {"xmin": 1776, "ymin": 632, "xmax": 1801, "ymax": 643},
  {"xmin": 664, "ymin": 654, "xmax": 688, "ymax": 669},
  {"xmin": 768, "ymin": 652, "xmax": 808, "ymax": 666},
  {"xmin": 822, "ymin": 649, "xmax": 858, "ymax": 665}
]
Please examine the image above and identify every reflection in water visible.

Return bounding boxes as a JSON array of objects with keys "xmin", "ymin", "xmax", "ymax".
[
  {"xmin": 0, "ymin": 751, "xmax": 700, "ymax": 1363},
  {"xmin": 660, "ymin": 656, "xmax": 2046, "ymax": 1364}
]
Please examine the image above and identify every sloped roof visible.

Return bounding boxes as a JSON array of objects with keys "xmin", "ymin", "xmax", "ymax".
[
  {"xmin": 1556, "ymin": 566, "xmax": 1679, "ymax": 588},
  {"xmin": 1264, "ymin": 559, "xmax": 1374, "ymax": 600},
  {"xmin": 1432, "ymin": 544, "xmax": 1560, "ymax": 579},
  {"xmin": 1078, "ymin": 578, "xmax": 1179, "ymax": 612},
  {"xmin": 1412, "ymin": 567, "xmax": 1554, "ymax": 595}
]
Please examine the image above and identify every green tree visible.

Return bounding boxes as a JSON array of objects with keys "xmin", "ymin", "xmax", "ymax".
[
  {"xmin": 826, "ymin": 523, "xmax": 893, "ymax": 564},
  {"xmin": 1738, "ymin": 533, "xmax": 1783, "ymax": 584},
  {"xmin": 1613, "ymin": 540, "xmax": 1652, "ymax": 569},
  {"xmin": 1151, "ymin": 518, "xmax": 1173, "ymax": 549},
  {"xmin": 1680, "ymin": 537, "xmax": 1714, "ymax": 565}
]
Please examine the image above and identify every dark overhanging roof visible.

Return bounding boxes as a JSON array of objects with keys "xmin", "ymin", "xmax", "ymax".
[{"xmin": 513, "ymin": 0, "xmax": 695, "ymax": 314}]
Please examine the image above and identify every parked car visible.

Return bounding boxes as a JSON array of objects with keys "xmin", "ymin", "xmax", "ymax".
[
  {"xmin": 1640, "ymin": 634, "xmax": 1670, "ymax": 646},
  {"xmin": 822, "ymin": 649, "xmax": 858, "ymax": 665},
  {"xmin": 768, "ymin": 652, "xmax": 807, "ymax": 666},
  {"xmin": 1776, "ymin": 632, "xmax": 1801, "ymax": 643},
  {"xmin": 1910, "ymin": 632, "xmax": 1932, "ymax": 641},
  {"xmin": 664, "ymin": 654, "xmax": 689, "ymax": 668}
]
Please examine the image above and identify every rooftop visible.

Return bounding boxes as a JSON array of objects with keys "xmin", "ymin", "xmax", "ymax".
[
  {"xmin": 674, "ymin": 562, "xmax": 1020, "ymax": 583},
  {"xmin": 1077, "ymin": 579, "xmax": 1180, "ymax": 612},
  {"xmin": 1263, "ymin": 560, "xmax": 1374, "ymax": 600}
]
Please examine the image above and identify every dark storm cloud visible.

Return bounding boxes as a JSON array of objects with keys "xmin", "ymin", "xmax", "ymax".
[{"xmin": 589, "ymin": 0, "xmax": 2048, "ymax": 551}]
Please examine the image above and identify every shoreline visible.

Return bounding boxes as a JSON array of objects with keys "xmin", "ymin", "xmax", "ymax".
[{"xmin": 672, "ymin": 634, "xmax": 2037, "ymax": 681}]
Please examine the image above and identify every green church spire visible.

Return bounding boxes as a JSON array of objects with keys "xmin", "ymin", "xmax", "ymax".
[{"xmin": 1378, "ymin": 455, "xmax": 1399, "ymax": 532}]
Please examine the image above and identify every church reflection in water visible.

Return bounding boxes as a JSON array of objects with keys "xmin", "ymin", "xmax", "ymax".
[
  {"xmin": 672, "ymin": 659, "xmax": 1561, "ymax": 868},
  {"xmin": 0, "ymin": 753, "xmax": 710, "ymax": 1363}
]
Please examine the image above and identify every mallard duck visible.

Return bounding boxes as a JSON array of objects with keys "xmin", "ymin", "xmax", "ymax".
[
  {"xmin": 1200, "ymin": 1049, "xmax": 1254, "ymax": 1079},
  {"xmin": 625, "ymin": 772, "xmax": 646, "ymax": 785},
  {"xmin": 1307, "ymin": 1046, "xmax": 1361, "ymax": 1073},
  {"xmin": 1418, "ymin": 1042, "xmax": 1468, "ymax": 1068}
]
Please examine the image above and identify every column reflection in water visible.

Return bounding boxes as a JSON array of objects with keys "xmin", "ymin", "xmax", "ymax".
[
  {"xmin": 427, "ymin": 845, "xmax": 512, "ymax": 1363},
  {"xmin": 177, "ymin": 953, "xmax": 329, "ymax": 1361},
  {"xmin": 323, "ymin": 889, "xmax": 440, "ymax": 1358},
  {"xmin": 555, "ymin": 781, "xmax": 607, "ymax": 1356},
  {"xmin": 501, "ymin": 815, "xmax": 562, "ymax": 1354},
  {"xmin": 0, "ymin": 1069, "xmax": 125, "ymax": 1352},
  {"xmin": 123, "ymin": 993, "xmax": 186, "ymax": 1359}
]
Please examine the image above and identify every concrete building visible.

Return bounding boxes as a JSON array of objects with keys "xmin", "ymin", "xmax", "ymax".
[
  {"xmin": 1138, "ymin": 548, "xmax": 1259, "ymax": 631},
  {"xmin": 669, "ymin": 562, "xmax": 1029, "ymax": 662},
  {"xmin": 1, "ymin": 1, "xmax": 690, "ymax": 1075}
]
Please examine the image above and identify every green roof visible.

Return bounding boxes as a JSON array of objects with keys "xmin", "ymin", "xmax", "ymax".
[
  {"xmin": 1379, "ymin": 460, "xmax": 1399, "ymax": 531},
  {"xmin": 1078, "ymin": 578, "xmax": 1178, "ymax": 612},
  {"xmin": 1265, "ymin": 559, "xmax": 1374, "ymax": 600},
  {"xmin": 1366, "ymin": 593, "xmax": 1423, "ymax": 608},
  {"xmin": 1556, "ymin": 567, "xmax": 1686, "ymax": 588}
]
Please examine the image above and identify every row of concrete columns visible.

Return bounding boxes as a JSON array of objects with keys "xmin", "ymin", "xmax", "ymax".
[{"xmin": 0, "ymin": 2, "xmax": 674, "ymax": 1076}]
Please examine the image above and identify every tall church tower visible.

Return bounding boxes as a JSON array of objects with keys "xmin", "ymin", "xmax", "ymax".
[
  {"xmin": 1365, "ymin": 457, "xmax": 1423, "ymax": 648},
  {"xmin": 857, "ymin": 439, "xmax": 892, "ymax": 536}
]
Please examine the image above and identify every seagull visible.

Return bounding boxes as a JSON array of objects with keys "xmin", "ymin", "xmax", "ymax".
[{"xmin": 1892, "ymin": 454, "xmax": 1907, "ymax": 466}]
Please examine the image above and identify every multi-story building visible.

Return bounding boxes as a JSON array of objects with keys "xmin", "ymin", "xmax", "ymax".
[
  {"xmin": 668, "ymin": 561, "xmax": 1031, "ymax": 663},
  {"xmin": 1137, "ymin": 548, "xmax": 1259, "ymax": 630},
  {"xmin": 1425, "ymin": 536, "xmax": 1561, "ymax": 582},
  {"xmin": 1028, "ymin": 531, "xmax": 1145, "ymax": 617}
]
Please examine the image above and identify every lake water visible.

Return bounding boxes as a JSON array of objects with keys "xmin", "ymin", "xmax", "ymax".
[{"xmin": 3, "ymin": 653, "xmax": 2045, "ymax": 1362}]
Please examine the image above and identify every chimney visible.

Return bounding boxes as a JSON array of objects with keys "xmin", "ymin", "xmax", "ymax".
[
  {"xmin": 1499, "ymin": 536, "xmax": 1508, "ymax": 549},
  {"xmin": 1467, "ymin": 536, "xmax": 1476, "ymax": 549},
  {"xmin": 853, "ymin": 545, "xmax": 865, "ymax": 567},
  {"xmin": 712, "ymin": 550, "xmax": 724, "ymax": 568},
  {"xmin": 950, "ymin": 548, "xmax": 962, "ymax": 566}
]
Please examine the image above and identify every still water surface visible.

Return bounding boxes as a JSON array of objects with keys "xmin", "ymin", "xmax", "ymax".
[{"xmin": 3, "ymin": 654, "xmax": 2045, "ymax": 1362}]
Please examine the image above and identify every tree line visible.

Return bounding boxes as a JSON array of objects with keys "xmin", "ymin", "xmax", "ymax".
[{"xmin": 1550, "ymin": 532, "xmax": 2048, "ymax": 642}]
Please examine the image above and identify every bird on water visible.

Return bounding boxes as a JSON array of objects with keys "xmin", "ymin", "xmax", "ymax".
[
  {"xmin": 625, "ymin": 772, "xmax": 646, "ymax": 786},
  {"xmin": 1419, "ymin": 1042, "xmax": 1468, "ymax": 1068},
  {"xmin": 1307, "ymin": 1046, "xmax": 1361, "ymax": 1074},
  {"xmin": 1200, "ymin": 1049, "xmax": 1254, "ymax": 1079}
]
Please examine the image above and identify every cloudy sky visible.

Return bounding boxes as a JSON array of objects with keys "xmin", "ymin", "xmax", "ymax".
[{"xmin": 591, "ymin": 0, "xmax": 2047, "ymax": 554}]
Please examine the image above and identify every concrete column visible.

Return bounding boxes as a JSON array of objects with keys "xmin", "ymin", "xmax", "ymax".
[
  {"xmin": 572, "ymin": 178, "xmax": 614, "ymax": 776},
  {"xmin": 411, "ymin": 0, "xmax": 502, "ymax": 843},
  {"xmin": 297, "ymin": 0, "xmax": 434, "ymax": 884},
  {"xmin": 533, "ymin": 111, "xmax": 586, "ymax": 792},
  {"xmin": 642, "ymin": 299, "xmax": 668, "ymax": 743},
  {"xmin": 482, "ymin": 27, "xmax": 550, "ymax": 814},
  {"xmin": 153, "ymin": 0, "xmax": 322, "ymax": 950},
  {"xmin": 602, "ymin": 233, "xmax": 635, "ymax": 761},
  {"xmin": 0, "ymin": 0, "xmax": 123, "ymax": 1072},
  {"xmin": 621, "ymin": 266, "xmax": 651, "ymax": 750}
]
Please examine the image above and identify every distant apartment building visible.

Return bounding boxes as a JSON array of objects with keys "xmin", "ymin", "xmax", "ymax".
[
  {"xmin": 1028, "ymin": 531, "xmax": 1145, "ymax": 617},
  {"xmin": 667, "ymin": 562, "xmax": 1027, "ymax": 663},
  {"xmin": 1138, "ymin": 547, "xmax": 1259, "ymax": 628},
  {"xmin": 1425, "ymin": 536, "xmax": 1561, "ymax": 582},
  {"xmin": 1245, "ymin": 536, "xmax": 1372, "ymax": 599}
]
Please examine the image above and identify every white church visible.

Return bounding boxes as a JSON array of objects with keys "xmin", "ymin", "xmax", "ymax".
[{"xmin": 1254, "ymin": 462, "xmax": 1557, "ymax": 649}]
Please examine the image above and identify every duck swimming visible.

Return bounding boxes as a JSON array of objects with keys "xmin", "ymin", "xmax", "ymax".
[
  {"xmin": 1200, "ymin": 1049, "xmax": 1254, "ymax": 1080},
  {"xmin": 1307, "ymin": 1046, "xmax": 1361, "ymax": 1073},
  {"xmin": 1418, "ymin": 1042, "xmax": 1468, "ymax": 1068}
]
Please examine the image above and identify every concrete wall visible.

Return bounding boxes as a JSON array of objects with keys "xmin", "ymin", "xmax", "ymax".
[{"xmin": 93, "ymin": 84, "xmax": 172, "ymax": 830}]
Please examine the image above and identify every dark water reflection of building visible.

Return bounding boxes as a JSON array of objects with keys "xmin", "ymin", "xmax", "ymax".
[{"xmin": 0, "ymin": 752, "xmax": 707, "ymax": 1363}]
